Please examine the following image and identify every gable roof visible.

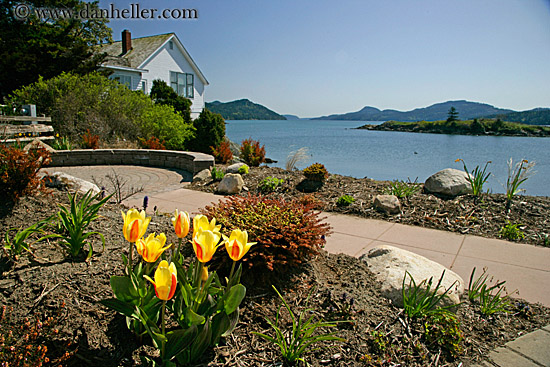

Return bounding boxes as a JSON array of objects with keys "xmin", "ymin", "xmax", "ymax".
[{"xmin": 98, "ymin": 33, "xmax": 208, "ymax": 85}]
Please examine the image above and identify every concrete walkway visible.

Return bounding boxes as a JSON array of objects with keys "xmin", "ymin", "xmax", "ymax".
[{"xmin": 47, "ymin": 165, "xmax": 550, "ymax": 366}]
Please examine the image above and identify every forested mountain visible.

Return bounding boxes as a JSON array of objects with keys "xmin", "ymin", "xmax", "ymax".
[{"xmin": 206, "ymin": 99, "xmax": 286, "ymax": 120}]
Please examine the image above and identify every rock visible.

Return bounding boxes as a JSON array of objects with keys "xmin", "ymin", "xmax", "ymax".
[
  {"xmin": 192, "ymin": 168, "xmax": 211, "ymax": 183},
  {"xmin": 424, "ymin": 168, "xmax": 472, "ymax": 197},
  {"xmin": 373, "ymin": 195, "xmax": 401, "ymax": 214},
  {"xmin": 46, "ymin": 172, "xmax": 101, "ymax": 196},
  {"xmin": 217, "ymin": 173, "xmax": 244, "ymax": 194},
  {"xmin": 226, "ymin": 163, "xmax": 247, "ymax": 174},
  {"xmin": 23, "ymin": 138, "xmax": 55, "ymax": 153},
  {"xmin": 360, "ymin": 245, "xmax": 464, "ymax": 308}
]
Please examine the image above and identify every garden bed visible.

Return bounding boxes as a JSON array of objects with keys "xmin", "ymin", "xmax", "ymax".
[
  {"xmin": 1, "ymin": 190, "xmax": 549, "ymax": 366},
  {"xmin": 190, "ymin": 166, "xmax": 550, "ymax": 247}
]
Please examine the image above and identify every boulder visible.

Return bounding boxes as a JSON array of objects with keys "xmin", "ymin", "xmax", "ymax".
[
  {"xmin": 217, "ymin": 173, "xmax": 244, "ymax": 194},
  {"xmin": 226, "ymin": 163, "xmax": 247, "ymax": 174},
  {"xmin": 360, "ymin": 245, "xmax": 464, "ymax": 308},
  {"xmin": 373, "ymin": 195, "xmax": 401, "ymax": 214},
  {"xmin": 192, "ymin": 168, "xmax": 212, "ymax": 183},
  {"xmin": 424, "ymin": 168, "xmax": 471, "ymax": 197},
  {"xmin": 23, "ymin": 138, "xmax": 55, "ymax": 153},
  {"xmin": 46, "ymin": 172, "xmax": 100, "ymax": 196}
]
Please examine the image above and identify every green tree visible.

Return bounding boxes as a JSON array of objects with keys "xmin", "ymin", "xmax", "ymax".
[
  {"xmin": 0, "ymin": 0, "xmax": 112, "ymax": 100},
  {"xmin": 447, "ymin": 107, "xmax": 459, "ymax": 122},
  {"xmin": 471, "ymin": 118, "xmax": 485, "ymax": 134},
  {"xmin": 189, "ymin": 108, "xmax": 226, "ymax": 154},
  {"xmin": 150, "ymin": 79, "xmax": 192, "ymax": 123}
]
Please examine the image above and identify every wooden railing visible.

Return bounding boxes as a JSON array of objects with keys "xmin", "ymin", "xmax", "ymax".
[{"xmin": 0, "ymin": 116, "xmax": 54, "ymax": 144}]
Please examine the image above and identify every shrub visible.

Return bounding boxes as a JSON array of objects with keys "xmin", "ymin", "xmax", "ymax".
[
  {"xmin": 499, "ymin": 221, "xmax": 525, "ymax": 241},
  {"xmin": 423, "ymin": 313, "xmax": 463, "ymax": 359},
  {"xmin": 211, "ymin": 167, "xmax": 225, "ymax": 181},
  {"xmin": 258, "ymin": 176, "xmax": 284, "ymax": 194},
  {"xmin": 189, "ymin": 108, "xmax": 225, "ymax": 154},
  {"xmin": 238, "ymin": 164, "xmax": 249, "ymax": 174},
  {"xmin": 81, "ymin": 129, "xmax": 99, "ymax": 149},
  {"xmin": 336, "ymin": 194, "xmax": 355, "ymax": 207},
  {"xmin": 211, "ymin": 140, "xmax": 233, "ymax": 164},
  {"xmin": 303, "ymin": 163, "xmax": 329, "ymax": 182},
  {"xmin": 139, "ymin": 103, "xmax": 195, "ymax": 151},
  {"xmin": 139, "ymin": 136, "xmax": 166, "ymax": 150},
  {"xmin": 240, "ymin": 138, "xmax": 266, "ymax": 167},
  {"xmin": 200, "ymin": 194, "xmax": 331, "ymax": 280},
  {"xmin": 0, "ymin": 145, "xmax": 51, "ymax": 203},
  {"xmin": 150, "ymin": 79, "xmax": 192, "ymax": 123}
]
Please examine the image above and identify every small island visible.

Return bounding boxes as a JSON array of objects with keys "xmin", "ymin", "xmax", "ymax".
[{"xmin": 356, "ymin": 118, "xmax": 550, "ymax": 137}]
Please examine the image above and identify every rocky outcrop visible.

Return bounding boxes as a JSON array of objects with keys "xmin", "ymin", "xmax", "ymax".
[
  {"xmin": 46, "ymin": 172, "xmax": 100, "ymax": 196},
  {"xmin": 373, "ymin": 195, "xmax": 401, "ymax": 214},
  {"xmin": 217, "ymin": 173, "xmax": 244, "ymax": 194},
  {"xmin": 360, "ymin": 245, "xmax": 464, "ymax": 308},
  {"xmin": 424, "ymin": 168, "xmax": 471, "ymax": 197}
]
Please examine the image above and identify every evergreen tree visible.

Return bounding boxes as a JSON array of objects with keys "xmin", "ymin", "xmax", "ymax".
[
  {"xmin": 447, "ymin": 107, "xmax": 459, "ymax": 122},
  {"xmin": 189, "ymin": 108, "xmax": 226, "ymax": 154},
  {"xmin": 150, "ymin": 79, "xmax": 192, "ymax": 123}
]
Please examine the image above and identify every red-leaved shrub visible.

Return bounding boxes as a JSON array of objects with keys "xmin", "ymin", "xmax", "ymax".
[
  {"xmin": 201, "ymin": 194, "xmax": 331, "ymax": 281},
  {"xmin": 81, "ymin": 129, "xmax": 99, "ymax": 149},
  {"xmin": 0, "ymin": 145, "xmax": 51, "ymax": 203},
  {"xmin": 239, "ymin": 138, "xmax": 265, "ymax": 167},
  {"xmin": 211, "ymin": 140, "xmax": 233, "ymax": 164},
  {"xmin": 140, "ymin": 136, "xmax": 166, "ymax": 150}
]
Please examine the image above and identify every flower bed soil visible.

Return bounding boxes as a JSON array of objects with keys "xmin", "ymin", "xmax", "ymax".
[
  {"xmin": 0, "ymin": 190, "xmax": 549, "ymax": 366},
  {"xmin": 190, "ymin": 166, "xmax": 550, "ymax": 247}
]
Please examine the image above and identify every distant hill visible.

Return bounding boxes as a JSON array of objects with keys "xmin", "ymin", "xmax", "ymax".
[
  {"xmin": 482, "ymin": 108, "xmax": 550, "ymax": 125},
  {"xmin": 312, "ymin": 100, "xmax": 514, "ymax": 122},
  {"xmin": 283, "ymin": 114, "xmax": 300, "ymax": 120},
  {"xmin": 205, "ymin": 99, "xmax": 286, "ymax": 120}
]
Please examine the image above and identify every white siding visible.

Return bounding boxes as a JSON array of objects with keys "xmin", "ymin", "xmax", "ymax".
[{"xmin": 141, "ymin": 43, "xmax": 205, "ymax": 119}]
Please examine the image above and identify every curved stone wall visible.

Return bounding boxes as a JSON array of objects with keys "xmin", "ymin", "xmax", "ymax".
[{"xmin": 49, "ymin": 149, "xmax": 214, "ymax": 174}]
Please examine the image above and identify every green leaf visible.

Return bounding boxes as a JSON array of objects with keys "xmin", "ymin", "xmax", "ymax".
[
  {"xmin": 100, "ymin": 298, "xmax": 137, "ymax": 318},
  {"xmin": 221, "ymin": 308, "xmax": 240, "ymax": 337},
  {"xmin": 224, "ymin": 284, "xmax": 246, "ymax": 315},
  {"xmin": 165, "ymin": 326, "xmax": 197, "ymax": 360},
  {"xmin": 110, "ymin": 275, "xmax": 139, "ymax": 303},
  {"xmin": 185, "ymin": 308, "xmax": 205, "ymax": 326}
]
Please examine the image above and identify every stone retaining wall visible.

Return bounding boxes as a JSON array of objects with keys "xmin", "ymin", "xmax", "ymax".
[{"xmin": 49, "ymin": 149, "xmax": 214, "ymax": 174}]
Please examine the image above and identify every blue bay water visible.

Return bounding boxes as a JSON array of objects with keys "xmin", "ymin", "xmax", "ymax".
[{"xmin": 225, "ymin": 119, "xmax": 549, "ymax": 197}]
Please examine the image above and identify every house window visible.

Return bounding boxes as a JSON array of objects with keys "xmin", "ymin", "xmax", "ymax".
[
  {"xmin": 112, "ymin": 74, "xmax": 132, "ymax": 89},
  {"xmin": 170, "ymin": 71, "xmax": 194, "ymax": 98},
  {"xmin": 169, "ymin": 41, "xmax": 173, "ymax": 50},
  {"xmin": 141, "ymin": 80, "xmax": 147, "ymax": 93}
]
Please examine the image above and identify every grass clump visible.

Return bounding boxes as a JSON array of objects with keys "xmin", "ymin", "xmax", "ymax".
[
  {"xmin": 258, "ymin": 176, "xmax": 284, "ymax": 194},
  {"xmin": 211, "ymin": 167, "xmax": 225, "ymax": 181},
  {"xmin": 499, "ymin": 221, "xmax": 525, "ymax": 241},
  {"xmin": 455, "ymin": 159, "xmax": 491, "ymax": 199},
  {"xmin": 200, "ymin": 194, "xmax": 331, "ymax": 280},
  {"xmin": 402, "ymin": 271, "xmax": 458, "ymax": 319},
  {"xmin": 285, "ymin": 147, "xmax": 309, "ymax": 171},
  {"xmin": 336, "ymin": 194, "xmax": 355, "ymax": 207},
  {"xmin": 383, "ymin": 178, "xmax": 421, "ymax": 199},
  {"xmin": 505, "ymin": 158, "xmax": 536, "ymax": 211},
  {"xmin": 468, "ymin": 267, "xmax": 514, "ymax": 315}
]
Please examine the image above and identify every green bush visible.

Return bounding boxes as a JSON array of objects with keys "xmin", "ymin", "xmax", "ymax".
[
  {"xmin": 200, "ymin": 195, "xmax": 331, "ymax": 281},
  {"xmin": 211, "ymin": 167, "xmax": 225, "ymax": 181},
  {"xmin": 8, "ymin": 72, "xmax": 194, "ymax": 150},
  {"xmin": 499, "ymin": 221, "xmax": 525, "ymax": 240},
  {"xmin": 150, "ymin": 79, "xmax": 192, "ymax": 123},
  {"xmin": 423, "ymin": 313, "xmax": 463, "ymax": 359},
  {"xmin": 189, "ymin": 108, "xmax": 225, "ymax": 154},
  {"xmin": 258, "ymin": 176, "xmax": 284, "ymax": 193},
  {"xmin": 238, "ymin": 164, "xmax": 249, "ymax": 174},
  {"xmin": 336, "ymin": 195, "xmax": 355, "ymax": 207},
  {"xmin": 303, "ymin": 163, "xmax": 329, "ymax": 182}
]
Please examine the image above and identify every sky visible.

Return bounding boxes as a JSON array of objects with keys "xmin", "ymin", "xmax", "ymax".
[{"xmin": 97, "ymin": 0, "xmax": 550, "ymax": 118}]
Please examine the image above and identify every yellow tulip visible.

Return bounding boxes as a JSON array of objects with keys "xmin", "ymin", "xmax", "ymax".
[
  {"xmin": 171, "ymin": 210, "xmax": 190, "ymax": 238},
  {"xmin": 192, "ymin": 228, "xmax": 221, "ymax": 263},
  {"xmin": 192, "ymin": 214, "xmax": 221, "ymax": 239},
  {"xmin": 136, "ymin": 233, "xmax": 170, "ymax": 263},
  {"xmin": 121, "ymin": 209, "xmax": 150, "ymax": 243},
  {"xmin": 224, "ymin": 229, "xmax": 256, "ymax": 261},
  {"xmin": 144, "ymin": 260, "xmax": 177, "ymax": 301}
]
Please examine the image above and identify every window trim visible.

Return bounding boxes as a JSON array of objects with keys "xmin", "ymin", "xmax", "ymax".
[{"xmin": 169, "ymin": 71, "xmax": 194, "ymax": 98}]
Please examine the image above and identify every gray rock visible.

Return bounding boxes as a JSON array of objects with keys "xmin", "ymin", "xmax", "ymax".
[
  {"xmin": 226, "ymin": 163, "xmax": 247, "ymax": 174},
  {"xmin": 217, "ymin": 173, "xmax": 244, "ymax": 194},
  {"xmin": 360, "ymin": 245, "xmax": 464, "ymax": 308},
  {"xmin": 46, "ymin": 172, "xmax": 100, "ymax": 196},
  {"xmin": 193, "ymin": 168, "xmax": 212, "ymax": 183},
  {"xmin": 23, "ymin": 138, "xmax": 55, "ymax": 153},
  {"xmin": 424, "ymin": 168, "xmax": 472, "ymax": 197},
  {"xmin": 373, "ymin": 194, "xmax": 401, "ymax": 214}
]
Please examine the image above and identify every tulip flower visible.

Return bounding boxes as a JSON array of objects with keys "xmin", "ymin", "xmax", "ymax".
[
  {"xmin": 224, "ymin": 229, "xmax": 256, "ymax": 261},
  {"xmin": 144, "ymin": 260, "xmax": 178, "ymax": 301},
  {"xmin": 121, "ymin": 209, "xmax": 150, "ymax": 243},
  {"xmin": 192, "ymin": 214, "xmax": 221, "ymax": 239},
  {"xmin": 201, "ymin": 266, "xmax": 209, "ymax": 282},
  {"xmin": 192, "ymin": 228, "xmax": 222, "ymax": 263},
  {"xmin": 136, "ymin": 233, "xmax": 171, "ymax": 263},
  {"xmin": 172, "ymin": 210, "xmax": 190, "ymax": 238}
]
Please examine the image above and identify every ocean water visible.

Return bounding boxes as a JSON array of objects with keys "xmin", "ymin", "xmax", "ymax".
[{"xmin": 225, "ymin": 119, "xmax": 549, "ymax": 197}]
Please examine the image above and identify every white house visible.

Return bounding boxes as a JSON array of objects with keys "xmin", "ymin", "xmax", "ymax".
[{"xmin": 99, "ymin": 30, "xmax": 208, "ymax": 119}]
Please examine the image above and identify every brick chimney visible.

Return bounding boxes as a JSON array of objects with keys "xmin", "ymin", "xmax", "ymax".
[{"xmin": 122, "ymin": 29, "xmax": 132, "ymax": 54}]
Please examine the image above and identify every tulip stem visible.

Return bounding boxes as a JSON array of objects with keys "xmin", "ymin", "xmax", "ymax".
[
  {"xmin": 174, "ymin": 238, "xmax": 182, "ymax": 263},
  {"xmin": 128, "ymin": 242, "xmax": 134, "ymax": 275},
  {"xmin": 228, "ymin": 261, "xmax": 236, "ymax": 287},
  {"xmin": 161, "ymin": 300, "xmax": 166, "ymax": 359}
]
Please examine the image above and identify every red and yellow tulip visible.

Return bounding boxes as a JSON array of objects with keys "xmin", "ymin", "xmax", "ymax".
[
  {"xmin": 224, "ymin": 229, "xmax": 256, "ymax": 261},
  {"xmin": 121, "ymin": 209, "xmax": 150, "ymax": 243},
  {"xmin": 144, "ymin": 260, "xmax": 177, "ymax": 301},
  {"xmin": 192, "ymin": 214, "xmax": 221, "ymax": 239},
  {"xmin": 172, "ymin": 210, "xmax": 190, "ymax": 238},
  {"xmin": 192, "ymin": 227, "xmax": 222, "ymax": 263},
  {"xmin": 136, "ymin": 233, "xmax": 170, "ymax": 263}
]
